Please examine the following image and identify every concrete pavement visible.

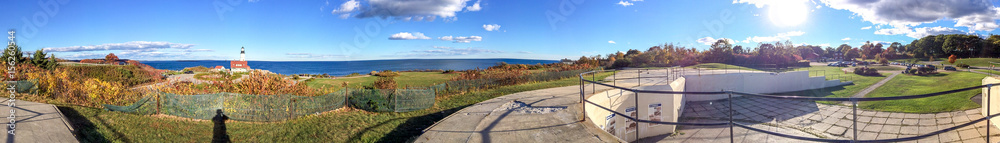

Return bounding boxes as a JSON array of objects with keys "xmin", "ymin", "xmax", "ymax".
[{"xmin": 0, "ymin": 98, "xmax": 78, "ymax": 143}]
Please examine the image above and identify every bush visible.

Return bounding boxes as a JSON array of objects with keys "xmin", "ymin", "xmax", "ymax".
[
  {"xmin": 372, "ymin": 76, "xmax": 397, "ymax": 89},
  {"xmin": 956, "ymin": 63, "xmax": 970, "ymax": 68},
  {"xmin": 345, "ymin": 73, "xmax": 362, "ymax": 77},
  {"xmin": 442, "ymin": 70, "xmax": 456, "ymax": 74},
  {"xmin": 853, "ymin": 67, "xmax": 880, "ymax": 76},
  {"xmin": 374, "ymin": 70, "xmax": 400, "ymax": 77}
]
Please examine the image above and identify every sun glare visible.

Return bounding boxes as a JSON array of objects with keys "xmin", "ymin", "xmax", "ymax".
[{"xmin": 767, "ymin": 1, "xmax": 808, "ymax": 27}]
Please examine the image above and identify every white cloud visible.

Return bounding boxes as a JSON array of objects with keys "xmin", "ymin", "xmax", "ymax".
[
  {"xmin": 43, "ymin": 41, "xmax": 195, "ymax": 52},
  {"xmin": 608, "ymin": 41, "xmax": 616, "ymax": 44},
  {"xmin": 517, "ymin": 51, "xmax": 532, "ymax": 54},
  {"xmin": 819, "ymin": 0, "xmax": 1000, "ymax": 31},
  {"xmin": 907, "ymin": 26, "xmax": 966, "ymax": 38},
  {"xmin": 696, "ymin": 37, "xmax": 735, "ymax": 45},
  {"xmin": 183, "ymin": 49, "xmax": 214, "ymax": 52},
  {"xmin": 819, "ymin": 43, "xmax": 831, "ymax": 47},
  {"xmin": 438, "ymin": 36, "xmax": 482, "ymax": 43},
  {"xmin": 874, "ymin": 26, "xmax": 966, "ymax": 38},
  {"xmin": 466, "ymin": 0, "xmax": 482, "ymax": 11},
  {"xmin": 841, "ymin": 37, "xmax": 851, "ymax": 41},
  {"xmin": 617, "ymin": 0, "xmax": 634, "ymax": 7},
  {"xmin": 482, "ymin": 24, "xmax": 501, "ymax": 31},
  {"xmin": 861, "ymin": 26, "xmax": 872, "ymax": 30},
  {"xmin": 388, "ymin": 32, "xmax": 431, "ymax": 40},
  {"xmin": 332, "ymin": 0, "xmax": 480, "ymax": 21},
  {"xmin": 331, "ymin": 0, "xmax": 360, "ymax": 14},
  {"xmin": 401, "ymin": 47, "xmax": 502, "ymax": 56},
  {"xmin": 742, "ymin": 31, "xmax": 805, "ymax": 43}
]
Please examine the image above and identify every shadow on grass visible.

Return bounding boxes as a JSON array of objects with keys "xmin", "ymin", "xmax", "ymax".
[
  {"xmin": 373, "ymin": 106, "xmax": 465, "ymax": 143},
  {"xmin": 212, "ymin": 109, "xmax": 230, "ymax": 143},
  {"xmin": 57, "ymin": 107, "xmax": 115, "ymax": 143}
]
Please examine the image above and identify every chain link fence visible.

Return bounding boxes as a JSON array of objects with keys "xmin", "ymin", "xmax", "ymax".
[{"xmin": 104, "ymin": 69, "xmax": 589, "ymax": 121}]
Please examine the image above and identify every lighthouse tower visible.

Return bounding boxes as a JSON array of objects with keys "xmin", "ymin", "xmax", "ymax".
[{"xmin": 240, "ymin": 46, "xmax": 246, "ymax": 61}]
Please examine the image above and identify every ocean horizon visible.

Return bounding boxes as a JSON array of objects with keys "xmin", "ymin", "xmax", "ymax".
[{"xmin": 142, "ymin": 58, "xmax": 560, "ymax": 76}]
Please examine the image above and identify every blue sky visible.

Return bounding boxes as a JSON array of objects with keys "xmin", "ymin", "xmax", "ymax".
[{"xmin": 1, "ymin": 0, "xmax": 999, "ymax": 61}]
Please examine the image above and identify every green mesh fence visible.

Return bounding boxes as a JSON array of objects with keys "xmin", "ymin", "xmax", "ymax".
[
  {"xmin": 103, "ymin": 69, "xmax": 588, "ymax": 121},
  {"xmin": 2, "ymin": 80, "xmax": 38, "ymax": 93}
]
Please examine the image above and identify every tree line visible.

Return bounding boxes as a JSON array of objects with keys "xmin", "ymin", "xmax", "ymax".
[{"xmin": 570, "ymin": 34, "xmax": 1000, "ymax": 69}]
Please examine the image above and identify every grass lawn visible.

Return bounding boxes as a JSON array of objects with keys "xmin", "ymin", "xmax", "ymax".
[
  {"xmin": 858, "ymin": 72, "xmax": 986, "ymax": 113},
  {"xmin": 305, "ymin": 72, "xmax": 456, "ymax": 90},
  {"xmin": 777, "ymin": 66, "xmax": 889, "ymax": 104},
  {"xmin": 686, "ymin": 63, "xmax": 761, "ymax": 71},
  {"xmin": 61, "ymin": 71, "xmax": 615, "ymax": 142},
  {"xmin": 941, "ymin": 58, "xmax": 1000, "ymax": 67},
  {"xmin": 865, "ymin": 65, "xmax": 904, "ymax": 71},
  {"xmin": 976, "ymin": 69, "xmax": 1000, "ymax": 75}
]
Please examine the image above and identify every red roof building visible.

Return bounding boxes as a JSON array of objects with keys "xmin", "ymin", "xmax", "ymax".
[{"xmin": 230, "ymin": 60, "xmax": 249, "ymax": 72}]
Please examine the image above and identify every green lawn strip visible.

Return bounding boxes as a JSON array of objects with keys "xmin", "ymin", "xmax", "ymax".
[
  {"xmin": 305, "ymin": 72, "xmax": 456, "ymax": 90},
  {"xmin": 975, "ymin": 69, "xmax": 1000, "ymax": 75},
  {"xmin": 778, "ymin": 66, "xmax": 888, "ymax": 104},
  {"xmin": 685, "ymin": 63, "xmax": 762, "ymax": 71},
  {"xmin": 859, "ymin": 72, "xmax": 986, "ymax": 113},
  {"xmin": 939, "ymin": 58, "xmax": 1000, "ymax": 67},
  {"xmin": 61, "ymin": 71, "xmax": 615, "ymax": 142},
  {"xmin": 865, "ymin": 65, "xmax": 904, "ymax": 71}
]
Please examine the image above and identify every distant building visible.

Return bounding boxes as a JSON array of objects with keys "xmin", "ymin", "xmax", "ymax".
[
  {"xmin": 214, "ymin": 66, "xmax": 226, "ymax": 71},
  {"xmin": 230, "ymin": 47, "xmax": 250, "ymax": 72}
]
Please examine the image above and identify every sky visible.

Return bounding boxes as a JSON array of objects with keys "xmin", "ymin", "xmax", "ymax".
[{"xmin": 1, "ymin": 0, "xmax": 999, "ymax": 61}]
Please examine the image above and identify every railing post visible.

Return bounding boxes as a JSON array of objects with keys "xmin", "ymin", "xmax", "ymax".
[
  {"xmin": 728, "ymin": 90, "xmax": 734, "ymax": 143},
  {"xmin": 634, "ymin": 85, "xmax": 640, "ymax": 142},
  {"xmin": 638, "ymin": 69, "xmax": 641, "ymax": 87},
  {"xmin": 580, "ymin": 74, "xmax": 586, "ymax": 122},
  {"xmin": 989, "ymin": 84, "xmax": 992, "ymax": 143},
  {"xmin": 852, "ymin": 100, "xmax": 858, "ymax": 142}
]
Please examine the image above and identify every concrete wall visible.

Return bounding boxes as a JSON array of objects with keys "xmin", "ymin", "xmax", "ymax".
[
  {"xmin": 683, "ymin": 71, "xmax": 850, "ymax": 101},
  {"xmin": 584, "ymin": 85, "xmax": 681, "ymax": 142},
  {"xmin": 584, "ymin": 71, "xmax": 847, "ymax": 141},
  {"xmin": 982, "ymin": 77, "xmax": 1000, "ymax": 129}
]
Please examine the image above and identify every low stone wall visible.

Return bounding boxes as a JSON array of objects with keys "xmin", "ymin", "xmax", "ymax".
[{"xmin": 683, "ymin": 71, "xmax": 850, "ymax": 101}]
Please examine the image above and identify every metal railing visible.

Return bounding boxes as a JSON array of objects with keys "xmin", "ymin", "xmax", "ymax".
[{"xmin": 579, "ymin": 68, "xmax": 998, "ymax": 143}]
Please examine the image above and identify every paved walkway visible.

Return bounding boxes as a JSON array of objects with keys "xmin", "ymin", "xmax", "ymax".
[
  {"xmin": 415, "ymin": 84, "xmax": 622, "ymax": 143},
  {"xmin": 0, "ymin": 98, "xmax": 78, "ymax": 142},
  {"xmin": 419, "ymin": 68, "xmax": 1000, "ymax": 142},
  {"xmin": 842, "ymin": 72, "xmax": 899, "ymax": 105}
]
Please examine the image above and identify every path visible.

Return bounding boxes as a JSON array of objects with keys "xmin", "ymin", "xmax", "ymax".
[
  {"xmin": 0, "ymin": 98, "xmax": 78, "ymax": 142},
  {"xmin": 841, "ymin": 72, "xmax": 900, "ymax": 105},
  {"xmin": 419, "ymin": 68, "xmax": 999, "ymax": 142}
]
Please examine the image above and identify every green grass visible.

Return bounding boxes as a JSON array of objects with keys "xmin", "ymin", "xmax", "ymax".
[
  {"xmin": 858, "ymin": 72, "xmax": 987, "ymax": 113},
  {"xmin": 940, "ymin": 58, "xmax": 1000, "ymax": 67},
  {"xmin": 305, "ymin": 72, "xmax": 456, "ymax": 90},
  {"xmin": 865, "ymin": 65, "xmax": 904, "ymax": 71},
  {"xmin": 889, "ymin": 58, "xmax": 947, "ymax": 64},
  {"xmin": 60, "ymin": 71, "xmax": 614, "ymax": 142},
  {"xmin": 777, "ymin": 66, "xmax": 888, "ymax": 104},
  {"xmin": 976, "ymin": 69, "xmax": 1000, "ymax": 75},
  {"xmin": 685, "ymin": 63, "xmax": 761, "ymax": 71}
]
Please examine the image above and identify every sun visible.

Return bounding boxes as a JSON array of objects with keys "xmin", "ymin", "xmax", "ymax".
[{"xmin": 767, "ymin": 1, "xmax": 809, "ymax": 27}]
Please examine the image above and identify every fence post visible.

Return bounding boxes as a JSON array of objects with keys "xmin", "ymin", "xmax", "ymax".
[
  {"xmin": 852, "ymin": 100, "xmax": 858, "ymax": 142},
  {"xmin": 634, "ymin": 85, "xmax": 640, "ymax": 142},
  {"xmin": 989, "ymin": 84, "xmax": 993, "ymax": 143},
  {"xmin": 156, "ymin": 92, "xmax": 161, "ymax": 114},
  {"xmin": 580, "ymin": 73, "xmax": 586, "ymax": 122},
  {"xmin": 728, "ymin": 90, "xmax": 734, "ymax": 143},
  {"xmin": 289, "ymin": 98, "xmax": 296, "ymax": 120}
]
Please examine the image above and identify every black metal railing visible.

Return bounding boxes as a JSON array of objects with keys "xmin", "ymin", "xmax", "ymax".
[{"xmin": 579, "ymin": 68, "xmax": 998, "ymax": 143}]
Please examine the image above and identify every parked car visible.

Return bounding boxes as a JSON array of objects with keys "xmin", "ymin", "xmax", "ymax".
[{"xmin": 944, "ymin": 66, "xmax": 957, "ymax": 71}]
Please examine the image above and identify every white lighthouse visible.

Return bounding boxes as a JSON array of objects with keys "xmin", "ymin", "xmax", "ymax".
[{"xmin": 240, "ymin": 46, "xmax": 246, "ymax": 61}]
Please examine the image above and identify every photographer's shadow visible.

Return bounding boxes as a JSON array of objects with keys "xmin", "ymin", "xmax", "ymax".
[{"xmin": 212, "ymin": 109, "xmax": 230, "ymax": 143}]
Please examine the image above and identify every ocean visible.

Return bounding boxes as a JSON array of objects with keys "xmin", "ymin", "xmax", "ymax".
[{"xmin": 141, "ymin": 59, "xmax": 559, "ymax": 76}]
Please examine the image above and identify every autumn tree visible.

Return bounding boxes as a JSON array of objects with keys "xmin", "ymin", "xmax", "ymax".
[
  {"xmin": 105, "ymin": 53, "xmax": 120, "ymax": 65},
  {"xmin": 948, "ymin": 54, "xmax": 957, "ymax": 64}
]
